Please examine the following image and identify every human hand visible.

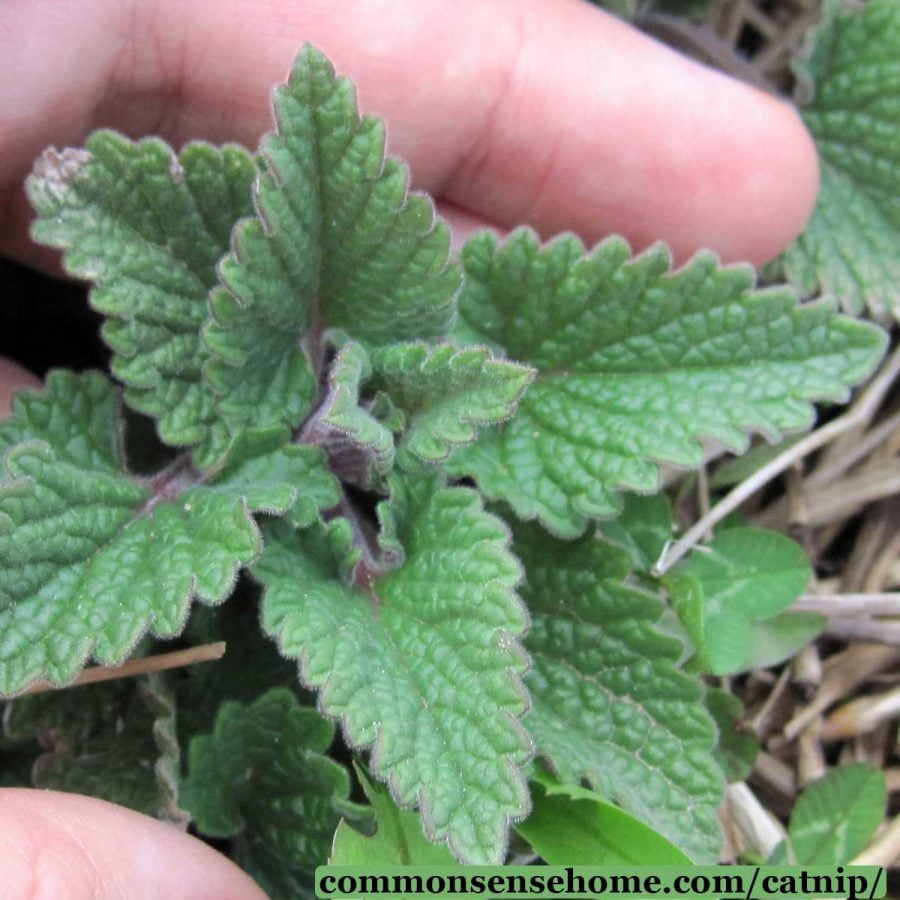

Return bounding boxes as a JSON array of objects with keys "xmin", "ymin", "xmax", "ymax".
[{"xmin": 0, "ymin": 0, "xmax": 818, "ymax": 895}]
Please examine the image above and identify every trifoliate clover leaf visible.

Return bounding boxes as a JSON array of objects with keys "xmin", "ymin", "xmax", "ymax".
[
  {"xmin": 514, "ymin": 521, "xmax": 723, "ymax": 863},
  {"xmin": 3, "ymin": 674, "xmax": 187, "ymax": 824},
  {"xmin": 778, "ymin": 0, "xmax": 900, "ymax": 321},
  {"xmin": 331, "ymin": 765, "xmax": 457, "ymax": 865},
  {"xmin": 369, "ymin": 342, "xmax": 534, "ymax": 467},
  {"xmin": 448, "ymin": 229, "xmax": 887, "ymax": 537},
  {"xmin": 788, "ymin": 764, "xmax": 886, "ymax": 865},
  {"xmin": 663, "ymin": 527, "xmax": 812, "ymax": 675},
  {"xmin": 0, "ymin": 372, "xmax": 338, "ymax": 696},
  {"xmin": 203, "ymin": 45, "xmax": 460, "ymax": 439},
  {"xmin": 181, "ymin": 688, "xmax": 360, "ymax": 897},
  {"xmin": 254, "ymin": 475, "xmax": 531, "ymax": 864},
  {"xmin": 27, "ymin": 132, "xmax": 256, "ymax": 465}
]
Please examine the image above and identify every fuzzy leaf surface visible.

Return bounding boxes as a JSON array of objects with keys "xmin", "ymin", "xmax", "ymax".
[
  {"xmin": 449, "ymin": 230, "xmax": 886, "ymax": 536},
  {"xmin": 789, "ymin": 764, "xmax": 886, "ymax": 864},
  {"xmin": 181, "ymin": 688, "xmax": 356, "ymax": 897},
  {"xmin": 515, "ymin": 522, "xmax": 723, "ymax": 862},
  {"xmin": 3, "ymin": 675, "xmax": 185, "ymax": 823},
  {"xmin": 779, "ymin": 0, "xmax": 900, "ymax": 321},
  {"xmin": 664, "ymin": 527, "xmax": 811, "ymax": 675},
  {"xmin": 204, "ymin": 45, "xmax": 459, "ymax": 437},
  {"xmin": 370, "ymin": 342, "xmax": 534, "ymax": 466},
  {"xmin": 254, "ymin": 476, "xmax": 531, "ymax": 864},
  {"xmin": 28, "ymin": 132, "xmax": 256, "ymax": 464},
  {"xmin": 0, "ymin": 373, "xmax": 337, "ymax": 696}
]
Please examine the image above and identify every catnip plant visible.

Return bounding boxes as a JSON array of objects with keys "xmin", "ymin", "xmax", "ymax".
[{"xmin": 0, "ymin": 29, "xmax": 890, "ymax": 894}]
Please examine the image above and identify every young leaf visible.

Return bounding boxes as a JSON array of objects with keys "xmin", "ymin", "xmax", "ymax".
[
  {"xmin": 663, "ymin": 527, "xmax": 811, "ymax": 675},
  {"xmin": 788, "ymin": 764, "xmax": 886, "ymax": 864},
  {"xmin": 598, "ymin": 493, "xmax": 673, "ymax": 572},
  {"xmin": 448, "ymin": 229, "xmax": 887, "ymax": 537},
  {"xmin": 203, "ymin": 45, "xmax": 460, "ymax": 438},
  {"xmin": 3, "ymin": 674, "xmax": 186, "ymax": 824},
  {"xmin": 514, "ymin": 522, "xmax": 723, "ymax": 863},
  {"xmin": 254, "ymin": 475, "xmax": 531, "ymax": 865},
  {"xmin": 331, "ymin": 765, "xmax": 457, "ymax": 865},
  {"xmin": 517, "ymin": 775, "xmax": 692, "ymax": 865},
  {"xmin": 27, "ymin": 133, "xmax": 256, "ymax": 465},
  {"xmin": 0, "ymin": 372, "xmax": 338, "ymax": 696},
  {"xmin": 778, "ymin": 0, "xmax": 900, "ymax": 321},
  {"xmin": 181, "ymin": 688, "xmax": 359, "ymax": 897},
  {"xmin": 369, "ymin": 342, "xmax": 534, "ymax": 466}
]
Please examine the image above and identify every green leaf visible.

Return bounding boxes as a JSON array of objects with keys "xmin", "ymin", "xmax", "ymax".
[
  {"xmin": 3, "ymin": 674, "xmax": 186, "ymax": 823},
  {"xmin": 0, "ymin": 372, "xmax": 337, "ymax": 696},
  {"xmin": 789, "ymin": 764, "xmax": 886, "ymax": 864},
  {"xmin": 203, "ymin": 45, "xmax": 459, "ymax": 438},
  {"xmin": 517, "ymin": 774, "xmax": 692, "ymax": 865},
  {"xmin": 664, "ymin": 527, "xmax": 811, "ymax": 675},
  {"xmin": 27, "ymin": 132, "xmax": 256, "ymax": 465},
  {"xmin": 704, "ymin": 688, "xmax": 758, "ymax": 784},
  {"xmin": 598, "ymin": 493, "xmax": 673, "ymax": 572},
  {"xmin": 369, "ymin": 342, "xmax": 534, "ymax": 466},
  {"xmin": 448, "ymin": 229, "xmax": 887, "ymax": 537},
  {"xmin": 254, "ymin": 475, "xmax": 531, "ymax": 864},
  {"xmin": 778, "ymin": 0, "xmax": 900, "ymax": 321},
  {"xmin": 514, "ymin": 522, "xmax": 723, "ymax": 862},
  {"xmin": 181, "ymin": 688, "xmax": 357, "ymax": 897},
  {"xmin": 741, "ymin": 611, "xmax": 826, "ymax": 671},
  {"xmin": 331, "ymin": 765, "xmax": 457, "ymax": 865}
]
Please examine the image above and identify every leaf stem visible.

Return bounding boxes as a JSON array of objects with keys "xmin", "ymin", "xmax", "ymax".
[{"xmin": 18, "ymin": 642, "xmax": 226, "ymax": 697}]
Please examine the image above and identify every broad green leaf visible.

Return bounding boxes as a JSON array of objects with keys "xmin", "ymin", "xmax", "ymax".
[
  {"xmin": 0, "ymin": 372, "xmax": 337, "ymax": 696},
  {"xmin": 369, "ymin": 342, "xmax": 534, "ymax": 466},
  {"xmin": 203, "ymin": 45, "xmax": 460, "ymax": 438},
  {"xmin": 331, "ymin": 765, "xmax": 456, "ymax": 865},
  {"xmin": 664, "ymin": 527, "xmax": 811, "ymax": 675},
  {"xmin": 3, "ymin": 674, "xmax": 186, "ymax": 823},
  {"xmin": 598, "ymin": 493, "xmax": 673, "ymax": 572},
  {"xmin": 778, "ymin": 0, "xmax": 900, "ymax": 321},
  {"xmin": 704, "ymin": 688, "xmax": 758, "ymax": 784},
  {"xmin": 742, "ymin": 610, "xmax": 826, "ymax": 671},
  {"xmin": 517, "ymin": 774, "xmax": 692, "ymax": 865},
  {"xmin": 514, "ymin": 522, "xmax": 723, "ymax": 862},
  {"xmin": 181, "ymin": 688, "xmax": 358, "ymax": 897},
  {"xmin": 448, "ymin": 229, "xmax": 886, "ymax": 537},
  {"xmin": 254, "ymin": 475, "xmax": 531, "ymax": 864},
  {"xmin": 27, "ymin": 133, "xmax": 256, "ymax": 465},
  {"xmin": 709, "ymin": 436, "xmax": 804, "ymax": 489},
  {"xmin": 789, "ymin": 764, "xmax": 886, "ymax": 864}
]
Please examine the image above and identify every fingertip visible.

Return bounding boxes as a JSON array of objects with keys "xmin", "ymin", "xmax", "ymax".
[{"xmin": 0, "ymin": 358, "xmax": 40, "ymax": 418}]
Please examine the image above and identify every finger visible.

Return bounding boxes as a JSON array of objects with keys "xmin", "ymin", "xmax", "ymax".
[
  {"xmin": 0, "ymin": 789, "xmax": 265, "ymax": 900},
  {"xmin": 0, "ymin": 358, "xmax": 39, "ymax": 418},
  {"xmin": 0, "ymin": 0, "xmax": 816, "ymax": 268}
]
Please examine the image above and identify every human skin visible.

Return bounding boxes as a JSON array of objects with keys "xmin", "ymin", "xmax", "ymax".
[{"xmin": 0, "ymin": 0, "xmax": 818, "ymax": 895}]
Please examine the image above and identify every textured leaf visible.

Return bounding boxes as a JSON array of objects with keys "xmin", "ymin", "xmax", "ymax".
[
  {"xmin": 0, "ymin": 372, "xmax": 337, "ymax": 696},
  {"xmin": 369, "ymin": 342, "xmax": 533, "ymax": 466},
  {"xmin": 448, "ymin": 229, "xmax": 887, "ymax": 536},
  {"xmin": 515, "ymin": 522, "xmax": 723, "ymax": 862},
  {"xmin": 254, "ymin": 475, "xmax": 531, "ymax": 864},
  {"xmin": 779, "ymin": 0, "xmax": 900, "ymax": 321},
  {"xmin": 28, "ymin": 132, "xmax": 256, "ymax": 464},
  {"xmin": 789, "ymin": 764, "xmax": 886, "ymax": 864},
  {"xmin": 704, "ymin": 688, "xmax": 757, "ymax": 784},
  {"xmin": 331, "ymin": 765, "xmax": 456, "ymax": 866},
  {"xmin": 517, "ymin": 774, "xmax": 692, "ymax": 865},
  {"xmin": 664, "ymin": 527, "xmax": 811, "ymax": 675},
  {"xmin": 3, "ymin": 674, "xmax": 186, "ymax": 823},
  {"xmin": 181, "ymin": 688, "xmax": 358, "ymax": 897},
  {"xmin": 203, "ymin": 45, "xmax": 459, "ymax": 438}
]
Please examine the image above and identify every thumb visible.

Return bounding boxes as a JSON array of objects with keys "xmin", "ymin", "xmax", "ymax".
[{"xmin": 0, "ymin": 358, "xmax": 39, "ymax": 418}]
